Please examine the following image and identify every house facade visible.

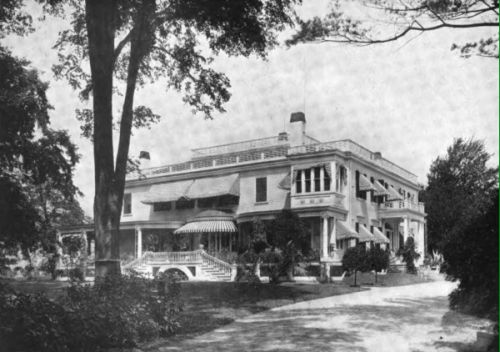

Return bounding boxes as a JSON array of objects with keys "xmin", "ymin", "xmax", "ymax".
[{"xmin": 60, "ymin": 113, "xmax": 426, "ymax": 281}]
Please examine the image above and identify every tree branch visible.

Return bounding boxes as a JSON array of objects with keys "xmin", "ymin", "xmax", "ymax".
[{"xmin": 113, "ymin": 31, "xmax": 131, "ymax": 65}]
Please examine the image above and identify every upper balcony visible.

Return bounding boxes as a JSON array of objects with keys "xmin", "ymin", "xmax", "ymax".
[
  {"xmin": 379, "ymin": 200, "xmax": 426, "ymax": 216},
  {"xmin": 288, "ymin": 139, "xmax": 418, "ymax": 183},
  {"xmin": 291, "ymin": 191, "xmax": 346, "ymax": 211}
]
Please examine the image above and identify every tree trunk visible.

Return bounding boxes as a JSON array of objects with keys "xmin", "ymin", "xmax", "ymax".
[
  {"xmin": 354, "ymin": 270, "xmax": 357, "ymax": 286},
  {"xmin": 86, "ymin": 0, "xmax": 121, "ymax": 278}
]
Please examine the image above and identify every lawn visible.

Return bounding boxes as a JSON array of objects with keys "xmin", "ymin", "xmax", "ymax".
[{"xmin": 0, "ymin": 271, "xmax": 439, "ymax": 350}]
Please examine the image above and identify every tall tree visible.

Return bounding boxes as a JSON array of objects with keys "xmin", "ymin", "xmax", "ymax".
[
  {"xmin": 0, "ymin": 46, "xmax": 82, "ymax": 260},
  {"xmin": 287, "ymin": 0, "xmax": 498, "ymax": 58},
  {"xmin": 44, "ymin": 0, "xmax": 301, "ymax": 276},
  {"xmin": 422, "ymin": 138, "xmax": 497, "ymax": 252}
]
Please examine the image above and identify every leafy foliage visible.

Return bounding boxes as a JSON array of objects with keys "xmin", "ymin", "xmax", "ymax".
[
  {"xmin": 342, "ymin": 246, "xmax": 369, "ymax": 286},
  {"xmin": 268, "ymin": 210, "xmax": 310, "ymax": 280},
  {"xmin": 0, "ymin": 46, "xmax": 83, "ymax": 260},
  {"xmin": 397, "ymin": 237, "xmax": 421, "ymax": 274},
  {"xmin": 367, "ymin": 246, "xmax": 390, "ymax": 283},
  {"xmin": 445, "ymin": 193, "xmax": 498, "ymax": 319},
  {"xmin": 423, "ymin": 138, "xmax": 498, "ymax": 252},
  {"xmin": 0, "ymin": 272, "xmax": 182, "ymax": 351}
]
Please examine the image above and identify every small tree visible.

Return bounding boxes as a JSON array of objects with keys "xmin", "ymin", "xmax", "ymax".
[
  {"xmin": 397, "ymin": 237, "xmax": 421, "ymax": 274},
  {"xmin": 342, "ymin": 246, "xmax": 369, "ymax": 286},
  {"xmin": 269, "ymin": 210, "xmax": 310, "ymax": 281},
  {"xmin": 368, "ymin": 247, "xmax": 390, "ymax": 284}
]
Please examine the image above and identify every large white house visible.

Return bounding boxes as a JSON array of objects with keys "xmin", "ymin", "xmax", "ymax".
[{"xmin": 60, "ymin": 113, "xmax": 427, "ymax": 281}]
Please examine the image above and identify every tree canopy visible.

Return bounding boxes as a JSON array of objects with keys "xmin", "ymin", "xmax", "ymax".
[
  {"xmin": 422, "ymin": 138, "xmax": 497, "ymax": 251},
  {"xmin": 0, "ymin": 46, "xmax": 83, "ymax": 258},
  {"xmin": 422, "ymin": 138, "xmax": 498, "ymax": 318},
  {"xmin": 24, "ymin": 0, "xmax": 302, "ymax": 276},
  {"xmin": 287, "ymin": 0, "xmax": 498, "ymax": 58}
]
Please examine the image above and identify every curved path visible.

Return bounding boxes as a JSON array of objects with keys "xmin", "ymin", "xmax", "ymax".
[{"xmin": 153, "ymin": 281, "xmax": 492, "ymax": 352}]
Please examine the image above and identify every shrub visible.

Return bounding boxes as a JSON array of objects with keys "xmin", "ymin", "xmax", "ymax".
[
  {"xmin": 0, "ymin": 272, "xmax": 182, "ymax": 351},
  {"xmin": 397, "ymin": 237, "xmax": 421, "ymax": 274},
  {"xmin": 68, "ymin": 268, "xmax": 84, "ymax": 282}
]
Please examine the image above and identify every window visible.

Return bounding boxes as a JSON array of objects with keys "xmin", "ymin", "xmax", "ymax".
[
  {"xmin": 296, "ymin": 170, "xmax": 302, "ymax": 193},
  {"xmin": 256, "ymin": 177, "xmax": 267, "ymax": 202},
  {"xmin": 304, "ymin": 169, "xmax": 311, "ymax": 193},
  {"xmin": 123, "ymin": 193, "xmax": 132, "ymax": 215},
  {"xmin": 153, "ymin": 202, "xmax": 171, "ymax": 212},
  {"xmin": 176, "ymin": 199, "xmax": 195, "ymax": 209},
  {"xmin": 370, "ymin": 177, "xmax": 376, "ymax": 203},
  {"xmin": 370, "ymin": 225, "xmax": 374, "ymax": 233},
  {"xmin": 355, "ymin": 222, "xmax": 359, "ymax": 233},
  {"xmin": 313, "ymin": 167, "xmax": 321, "ymax": 192},
  {"xmin": 324, "ymin": 167, "xmax": 331, "ymax": 191},
  {"xmin": 355, "ymin": 171, "xmax": 366, "ymax": 200}
]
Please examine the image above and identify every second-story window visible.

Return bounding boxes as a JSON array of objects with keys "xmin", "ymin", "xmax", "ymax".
[
  {"xmin": 256, "ymin": 177, "xmax": 267, "ymax": 202},
  {"xmin": 313, "ymin": 167, "xmax": 321, "ymax": 192},
  {"xmin": 123, "ymin": 193, "xmax": 132, "ymax": 215},
  {"xmin": 355, "ymin": 171, "xmax": 367, "ymax": 200},
  {"xmin": 304, "ymin": 169, "xmax": 311, "ymax": 193},
  {"xmin": 153, "ymin": 202, "xmax": 172, "ymax": 212},
  {"xmin": 296, "ymin": 170, "xmax": 302, "ymax": 193}
]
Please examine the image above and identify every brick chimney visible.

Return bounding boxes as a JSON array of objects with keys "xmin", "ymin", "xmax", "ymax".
[
  {"xmin": 139, "ymin": 150, "xmax": 151, "ymax": 170},
  {"xmin": 289, "ymin": 112, "xmax": 306, "ymax": 146}
]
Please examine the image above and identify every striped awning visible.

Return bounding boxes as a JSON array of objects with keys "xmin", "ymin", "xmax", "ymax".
[
  {"xmin": 336, "ymin": 221, "xmax": 359, "ymax": 240},
  {"xmin": 174, "ymin": 220, "xmax": 237, "ymax": 234},
  {"xmin": 359, "ymin": 174, "xmax": 376, "ymax": 191},
  {"xmin": 373, "ymin": 180, "xmax": 390, "ymax": 196},
  {"xmin": 358, "ymin": 225, "xmax": 375, "ymax": 243},
  {"xmin": 141, "ymin": 180, "xmax": 194, "ymax": 204},
  {"xmin": 184, "ymin": 174, "xmax": 239, "ymax": 199},
  {"xmin": 174, "ymin": 210, "xmax": 237, "ymax": 234},
  {"xmin": 387, "ymin": 185, "xmax": 404, "ymax": 201},
  {"xmin": 373, "ymin": 227, "xmax": 390, "ymax": 244},
  {"xmin": 278, "ymin": 172, "xmax": 291, "ymax": 190}
]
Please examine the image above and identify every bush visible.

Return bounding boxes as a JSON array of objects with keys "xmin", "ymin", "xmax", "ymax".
[
  {"xmin": 68, "ymin": 268, "xmax": 84, "ymax": 282},
  {"xmin": 0, "ymin": 272, "xmax": 182, "ymax": 351},
  {"xmin": 397, "ymin": 237, "xmax": 420, "ymax": 274}
]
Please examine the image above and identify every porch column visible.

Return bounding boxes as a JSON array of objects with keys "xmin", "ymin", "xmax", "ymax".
[
  {"xmin": 136, "ymin": 227, "xmax": 143, "ymax": 258},
  {"xmin": 330, "ymin": 218, "xmax": 337, "ymax": 251},
  {"xmin": 403, "ymin": 217, "xmax": 409, "ymax": 244},
  {"xmin": 416, "ymin": 220, "xmax": 425, "ymax": 264},
  {"xmin": 208, "ymin": 233, "xmax": 212, "ymax": 251},
  {"xmin": 321, "ymin": 214, "xmax": 328, "ymax": 259},
  {"xmin": 229, "ymin": 233, "xmax": 232, "ymax": 252}
]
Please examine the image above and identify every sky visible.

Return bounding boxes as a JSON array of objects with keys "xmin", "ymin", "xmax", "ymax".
[{"xmin": 2, "ymin": 1, "xmax": 498, "ymax": 217}]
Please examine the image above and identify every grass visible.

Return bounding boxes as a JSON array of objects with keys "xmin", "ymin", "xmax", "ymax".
[{"xmin": 1, "ymin": 271, "xmax": 439, "ymax": 349}]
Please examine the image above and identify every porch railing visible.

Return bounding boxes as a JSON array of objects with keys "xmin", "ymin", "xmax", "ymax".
[
  {"xmin": 146, "ymin": 250, "xmax": 203, "ymax": 264},
  {"xmin": 200, "ymin": 250, "xmax": 233, "ymax": 276}
]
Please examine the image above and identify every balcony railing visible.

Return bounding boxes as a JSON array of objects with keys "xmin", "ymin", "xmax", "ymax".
[
  {"xmin": 380, "ymin": 200, "xmax": 425, "ymax": 213},
  {"xmin": 288, "ymin": 139, "xmax": 418, "ymax": 183},
  {"xmin": 291, "ymin": 191, "xmax": 346, "ymax": 210}
]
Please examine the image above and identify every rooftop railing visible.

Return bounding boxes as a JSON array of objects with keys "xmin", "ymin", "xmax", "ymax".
[
  {"xmin": 126, "ymin": 145, "xmax": 289, "ymax": 180},
  {"xmin": 127, "ymin": 138, "xmax": 418, "ymax": 183},
  {"xmin": 191, "ymin": 136, "xmax": 289, "ymax": 158},
  {"xmin": 288, "ymin": 140, "xmax": 418, "ymax": 183}
]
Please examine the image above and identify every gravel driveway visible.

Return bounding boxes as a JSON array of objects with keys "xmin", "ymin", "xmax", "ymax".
[{"xmin": 149, "ymin": 281, "xmax": 493, "ymax": 352}]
